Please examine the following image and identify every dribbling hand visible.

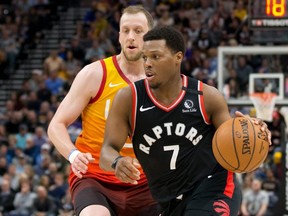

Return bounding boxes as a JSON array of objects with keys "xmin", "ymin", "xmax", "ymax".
[
  {"xmin": 235, "ymin": 111, "xmax": 272, "ymax": 145},
  {"xmin": 71, "ymin": 152, "xmax": 95, "ymax": 178},
  {"xmin": 114, "ymin": 156, "xmax": 141, "ymax": 185}
]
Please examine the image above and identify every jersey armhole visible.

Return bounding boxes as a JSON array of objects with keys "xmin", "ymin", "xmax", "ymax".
[
  {"xmin": 198, "ymin": 81, "xmax": 211, "ymax": 125},
  {"xmin": 89, "ymin": 59, "xmax": 107, "ymax": 104},
  {"xmin": 129, "ymin": 83, "xmax": 137, "ymax": 139}
]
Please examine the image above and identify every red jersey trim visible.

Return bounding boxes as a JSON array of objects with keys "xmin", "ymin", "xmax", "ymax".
[
  {"xmin": 145, "ymin": 75, "xmax": 187, "ymax": 112},
  {"xmin": 89, "ymin": 59, "xmax": 107, "ymax": 104},
  {"xmin": 130, "ymin": 83, "xmax": 137, "ymax": 138},
  {"xmin": 198, "ymin": 81, "xmax": 211, "ymax": 124},
  {"xmin": 112, "ymin": 55, "xmax": 132, "ymax": 84},
  {"xmin": 223, "ymin": 171, "xmax": 235, "ymax": 198}
]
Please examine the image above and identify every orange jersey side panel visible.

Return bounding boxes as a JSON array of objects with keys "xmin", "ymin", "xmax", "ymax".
[{"xmin": 69, "ymin": 56, "xmax": 145, "ymax": 186}]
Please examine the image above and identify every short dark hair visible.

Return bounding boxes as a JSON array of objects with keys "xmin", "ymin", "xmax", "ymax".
[{"xmin": 143, "ymin": 26, "xmax": 186, "ymax": 54}]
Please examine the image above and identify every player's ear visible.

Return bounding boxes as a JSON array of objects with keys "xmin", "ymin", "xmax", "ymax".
[{"xmin": 175, "ymin": 52, "xmax": 183, "ymax": 64}]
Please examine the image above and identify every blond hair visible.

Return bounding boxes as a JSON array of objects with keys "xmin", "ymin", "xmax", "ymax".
[{"xmin": 121, "ymin": 5, "xmax": 154, "ymax": 29}]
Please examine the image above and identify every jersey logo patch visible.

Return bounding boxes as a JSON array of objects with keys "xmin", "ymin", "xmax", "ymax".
[
  {"xmin": 109, "ymin": 82, "xmax": 123, "ymax": 87},
  {"xmin": 139, "ymin": 105, "xmax": 155, "ymax": 112},
  {"xmin": 182, "ymin": 100, "xmax": 197, "ymax": 113},
  {"xmin": 213, "ymin": 200, "xmax": 230, "ymax": 216}
]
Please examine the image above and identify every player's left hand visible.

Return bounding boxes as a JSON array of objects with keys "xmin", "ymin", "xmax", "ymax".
[
  {"xmin": 235, "ymin": 111, "xmax": 272, "ymax": 145},
  {"xmin": 114, "ymin": 156, "xmax": 141, "ymax": 185}
]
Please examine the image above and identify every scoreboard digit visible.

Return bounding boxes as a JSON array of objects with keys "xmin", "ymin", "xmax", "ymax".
[{"xmin": 249, "ymin": 0, "xmax": 288, "ymax": 28}]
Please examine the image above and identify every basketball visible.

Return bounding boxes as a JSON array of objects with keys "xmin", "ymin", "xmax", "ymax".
[{"xmin": 212, "ymin": 117, "xmax": 269, "ymax": 173}]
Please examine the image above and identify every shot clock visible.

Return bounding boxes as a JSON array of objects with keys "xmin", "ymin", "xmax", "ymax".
[{"xmin": 249, "ymin": 0, "xmax": 288, "ymax": 28}]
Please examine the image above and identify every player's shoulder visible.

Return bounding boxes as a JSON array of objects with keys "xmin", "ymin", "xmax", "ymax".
[
  {"xmin": 202, "ymin": 82, "xmax": 222, "ymax": 98},
  {"xmin": 76, "ymin": 60, "xmax": 104, "ymax": 80}
]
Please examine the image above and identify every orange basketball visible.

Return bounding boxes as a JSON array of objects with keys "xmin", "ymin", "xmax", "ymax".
[{"xmin": 212, "ymin": 117, "xmax": 269, "ymax": 173}]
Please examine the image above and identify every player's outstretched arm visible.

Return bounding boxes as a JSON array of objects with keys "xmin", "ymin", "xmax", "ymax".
[
  {"xmin": 100, "ymin": 87, "xmax": 141, "ymax": 185},
  {"xmin": 47, "ymin": 62, "xmax": 103, "ymax": 178}
]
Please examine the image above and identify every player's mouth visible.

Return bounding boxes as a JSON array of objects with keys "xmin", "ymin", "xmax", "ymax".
[
  {"xmin": 127, "ymin": 45, "xmax": 137, "ymax": 50},
  {"xmin": 145, "ymin": 71, "xmax": 155, "ymax": 80}
]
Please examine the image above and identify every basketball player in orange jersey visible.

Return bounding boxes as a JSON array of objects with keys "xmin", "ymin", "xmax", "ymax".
[
  {"xmin": 100, "ymin": 26, "xmax": 272, "ymax": 216},
  {"xmin": 47, "ymin": 5, "xmax": 160, "ymax": 216}
]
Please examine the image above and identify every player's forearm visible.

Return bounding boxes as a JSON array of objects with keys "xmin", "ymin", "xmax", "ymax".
[
  {"xmin": 47, "ymin": 121, "xmax": 76, "ymax": 160},
  {"xmin": 100, "ymin": 145, "xmax": 121, "ymax": 171}
]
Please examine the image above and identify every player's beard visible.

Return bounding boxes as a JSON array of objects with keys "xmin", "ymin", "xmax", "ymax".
[{"xmin": 123, "ymin": 49, "xmax": 142, "ymax": 62}]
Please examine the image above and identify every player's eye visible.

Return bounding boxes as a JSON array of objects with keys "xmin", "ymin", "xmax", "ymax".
[
  {"xmin": 136, "ymin": 29, "xmax": 142, "ymax": 34},
  {"xmin": 153, "ymin": 55, "xmax": 160, "ymax": 59}
]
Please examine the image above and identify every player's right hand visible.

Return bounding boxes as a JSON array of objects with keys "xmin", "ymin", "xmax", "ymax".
[
  {"xmin": 71, "ymin": 152, "xmax": 94, "ymax": 178},
  {"xmin": 114, "ymin": 156, "xmax": 141, "ymax": 185}
]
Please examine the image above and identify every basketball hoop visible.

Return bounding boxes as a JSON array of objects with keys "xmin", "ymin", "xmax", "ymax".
[{"xmin": 249, "ymin": 92, "xmax": 277, "ymax": 122}]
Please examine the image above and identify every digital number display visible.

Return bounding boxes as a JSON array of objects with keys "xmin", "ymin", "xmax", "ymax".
[
  {"xmin": 249, "ymin": 0, "xmax": 288, "ymax": 28},
  {"xmin": 266, "ymin": 0, "xmax": 286, "ymax": 17}
]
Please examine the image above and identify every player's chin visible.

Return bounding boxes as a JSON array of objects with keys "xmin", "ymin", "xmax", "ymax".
[
  {"xmin": 125, "ymin": 51, "xmax": 141, "ymax": 61},
  {"xmin": 147, "ymin": 80, "xmax": 159, "ymax": 89}
]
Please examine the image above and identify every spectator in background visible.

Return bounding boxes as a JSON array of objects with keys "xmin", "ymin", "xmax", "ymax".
[
  {"xmin": 0, "ymin": 144, "xmax": 12, "ymax": 165},
  {"xmin": 25, "ymin": 110, "xmax": 39, "ymax": 133},
  {"xmin": 5, "ymin": 164, "xmax": 20, "ymax": 192},
  {"xmin": 15, "ymin": 124, "xmax": 31, "ymax": 150},
  {"xmin": 69, "ymin": 36, "xmax": 86, "ymax": 63},
  {"xmin": 37, "ymin": 80, "xmax": 52, "ymax": 103},
  {"xmin": 48, "ymin": 172, "xmax": 68, "ymax": 209},
  {"xmin": 28, "ymin": 69, "xmax": 44, "ymax": 92},
  {"xmin": 34, "ymin": 152, "xmax": 52, "ymax": 177},
  {"xmin": 223, "ymin": 13, "xmax": 241, "ymax": 40},
  {"xmin": 43, "ymin": 50, "xmax": 65, "ymax": 76},
  {"xmin": 262, "ymin": 168, "xmax": 280, "ymax": 214},
  {"xmin": 194, "ymin": 27, "xmax": 212, "ymax": 54},
  {"xmin": 0, "ymin": 178, "xmax": 15, "ymax": 214},
  {"xmin": 84, "ymin": 39, "xmax": 105, "ymax": 64},
  {"xmin": 241, "ymin": 178, "xmax": 269, "ymax": 216},
  {"xmin": 237, "ymin": 24, "xmax": 251, "ymax": 45},
  {"xmin": 33, "ymin": 126, "xmax": 49, "ymax": 148},
  {"xmin": 33, "ymin": 185, "xmax": 57, "ymax": 216},
  {"xmin": 0, "ymin": 100, "xmax": 15, "ymax": 123},
  {"xmin": 38, "ymin": 101, "xmax": 54, "ymax": 130},
  {"xmin": 35, "ymin": 143, "xmax": 51, "ymax": 166},
  {"xmin": 27, "ymin": 91, "xmax": 41, "ymax": 112},
  {"xmin": 58, "ymin": 188, "xmax": 74, "ymax": 216},
  {"xmin": 0, "ymin": 156, "xmax": 8, "ymax": 176},
  {"xmin": 0, "ymin": 29, "xmax": 19, "ymax": 73},
  {"xmin": 65, "ymin": 50, "xmax": 82, "ymax": 80},
  {"xmin": 38, "ymin": 174, "xmax": 51, "ymax": 191},
  {"xmin": 267, "ymin": 110, "xmax": 286, "ymax": 153},
  {"xmin": 0, "ymin": 49, "xmax": 9, "ymax": 80},
  {"xmin": 45, "ymin": 69, "xmax": 64, "ymax": 95},
  {"xmin": 155, "ymin": 4, "xmax": 174, "ymax": 26},
  {"xmin": 236, "ymin": 55, "xmax": 254, "ymax": 95},
  {"xmin": 13, "ymin": 151, "xmax": 28, "ymax": 175},
  {"xmin": 5, "ymin": 111, "xmax": 24, "ymax": 134},
  {"xmin": 24, "ymin": 136, "xmax": 40, "ymax": 165},
  {"xmin": 11, "ymin": 181, "xmax": 36, "ymax": 216},
  {"xmin": 233, "ymin": 0, "xmax": 247, "ymax": 21}
]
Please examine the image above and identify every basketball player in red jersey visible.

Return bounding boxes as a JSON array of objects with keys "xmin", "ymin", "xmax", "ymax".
[
  {"xmin": 100, "ymin": 26, "xmax": 272, "ymax": 215},
  {"xmin": 48, "ymin": 5, "xmax": 160, "ymax": 216}
]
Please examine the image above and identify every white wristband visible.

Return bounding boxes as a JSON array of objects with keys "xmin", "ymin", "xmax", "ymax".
[{"xmin": 68, "ymin": 149, "xmax": 80, "ymax": 164}]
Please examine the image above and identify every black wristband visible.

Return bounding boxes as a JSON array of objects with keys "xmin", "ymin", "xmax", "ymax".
[{"xmin": 111, "ymin": 156, "xmax": 123, "ymax": 169}]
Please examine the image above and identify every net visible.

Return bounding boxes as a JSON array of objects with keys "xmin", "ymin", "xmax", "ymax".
[{"xmin": 249, "ymin": 92, "xmax": 277, "ymax": 122}]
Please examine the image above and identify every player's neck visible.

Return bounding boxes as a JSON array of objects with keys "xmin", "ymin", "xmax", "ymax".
[
  {"xmin": 150, "ymin": 76, "xmax": 183, "ymax": 106},
  {"xmin": 116, "ymin": 54, "xmax": 145, "ymax": 82}
]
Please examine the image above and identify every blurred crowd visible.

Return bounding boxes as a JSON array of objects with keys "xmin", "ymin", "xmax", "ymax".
[{"xmin": 0, "ymin": 0, "xmax": 287, "ymax": 215}]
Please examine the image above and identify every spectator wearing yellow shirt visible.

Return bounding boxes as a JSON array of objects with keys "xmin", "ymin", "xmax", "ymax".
[{"xmin": 233, "ymin": 0, "xmax": 247, "ymax": 21}]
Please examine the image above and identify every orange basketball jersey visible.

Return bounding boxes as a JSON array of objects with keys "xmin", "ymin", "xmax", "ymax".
[{"xmin": 69, "ymin": 56, "xmax": 145, "ymax": 186}]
